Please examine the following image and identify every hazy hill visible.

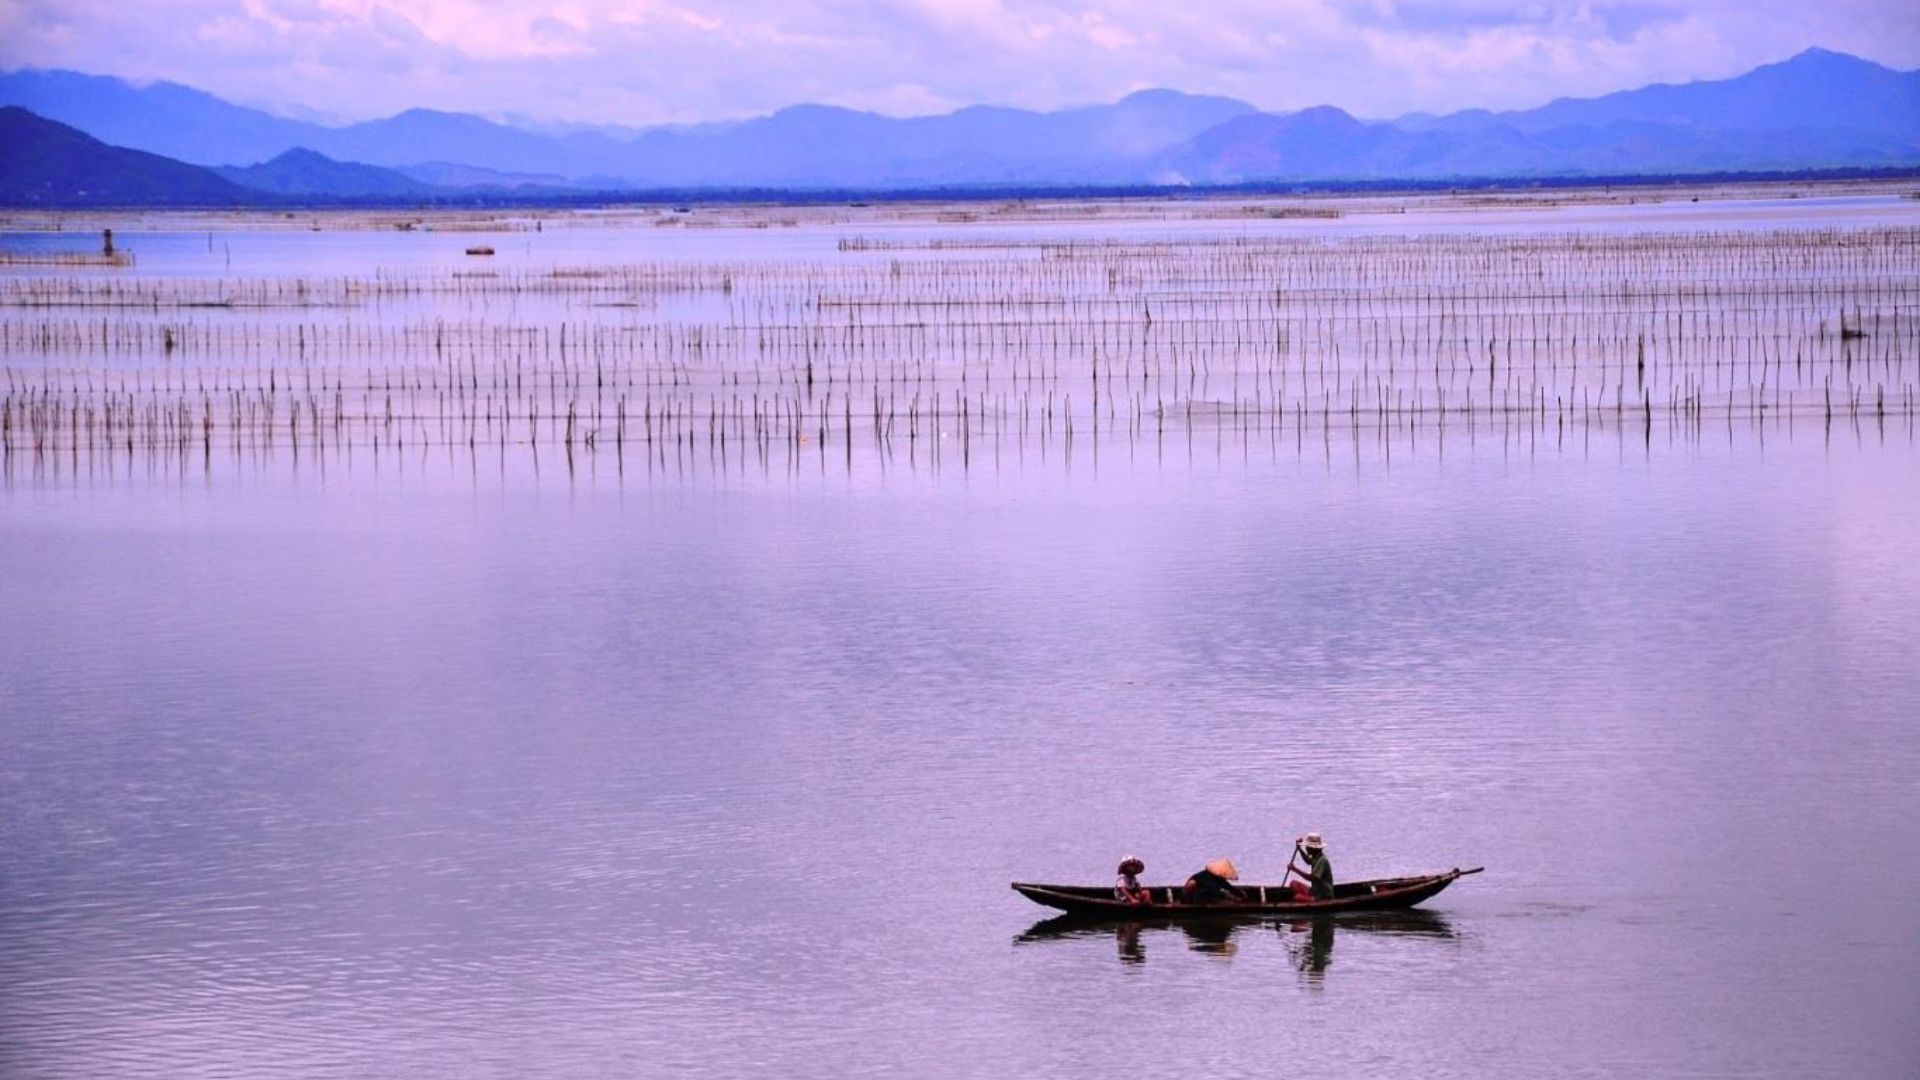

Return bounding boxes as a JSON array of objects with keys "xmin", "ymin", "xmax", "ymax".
[
  {"xmin": 0, "ymin": 70, "xmax": 637, "ymax": 175},
  {"xmin": 612, "ymin": 94, "xmax": 1252, "ymax": 187},
  {"xmin": 1488, "ymin": 49, "xmax": 1920, "ymax": 138},
  {"xmin": 0, "ymin": 69, "xmax": 319, "ymax": 166},
  {"xmin": 1160, "ymin": 50, "xmax": 1920, "ymax": 182},
  {"xmin": 397, "ymin": 161, "xmax": 583, "ymax": 191},
  {"xmin": 215, "ymin": 148, "xmax": 434, "ymax": 197},
  {"xmin": 304, "ymin": 109, "xmax": 633, "ymax": 177},
  {"xmin": 0, "ymin": 105, "xmax": 248, "ymax": 206},
  {"xmin": 0, "ymin": 108, "xmax": 580, "ymax": 204},
  {"xmin": 0, "ymin": 69, "xmax": 1252, "ymax": 184},
  {"xmin": 2, "ymin": 49, "xmax": 1916, "ymax": 191}
]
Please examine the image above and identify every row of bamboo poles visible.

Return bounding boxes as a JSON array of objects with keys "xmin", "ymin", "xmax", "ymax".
[{"xmin": 2, "ymin": 226, "xmax": 1915, "ymax": 474}]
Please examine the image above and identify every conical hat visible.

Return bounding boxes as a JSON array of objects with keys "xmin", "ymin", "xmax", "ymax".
[{"xmin": 1205, "ymin": 857, "xmax": 1239, "ymax": 881}]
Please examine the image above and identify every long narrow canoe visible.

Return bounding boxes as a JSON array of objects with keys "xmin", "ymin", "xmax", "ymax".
[{"xmin": 1011, "ymin": 867, "xmax": 1482, "ymax": 917}]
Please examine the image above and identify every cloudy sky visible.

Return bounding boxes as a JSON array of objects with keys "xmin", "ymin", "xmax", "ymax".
[{"xmin": 2, "ymin": 1, "xmax": 1916, "ymax": 125}]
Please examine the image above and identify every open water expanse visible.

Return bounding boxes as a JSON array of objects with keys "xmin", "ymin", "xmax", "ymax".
[{"xmin": 2, "ymin": 192, "xmax": 1918, "ymax": 1078}]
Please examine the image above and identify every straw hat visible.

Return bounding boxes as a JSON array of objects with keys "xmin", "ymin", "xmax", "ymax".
[
  {"xmin": 1117, "ymin": 856, "xmax": 1145, "ymax": 876},
  {"xmin": 1300, "ymin": 833, "xmax": 1325, "ymax": 852},
  {"xmin": 1205, "ymin": 857, "xmax": 1239, "ymax": 880}
]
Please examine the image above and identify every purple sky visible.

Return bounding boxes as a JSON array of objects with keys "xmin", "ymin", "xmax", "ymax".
[{"xmin": 2, "ymin": 1, "xmax": 1916, "ymax": 125}]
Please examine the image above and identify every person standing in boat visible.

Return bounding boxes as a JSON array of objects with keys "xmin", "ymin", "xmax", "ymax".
[
  {"xmin": 1114, "ymin": 856, "xmax": 1153, "ymax": 904},
  {"xmin": 1292, "ymin": 833, "xmax": 1335, "ymax": 900},
  {"xmin": 1182, "ymin": 858, "xmax": 1242, "ymax": 904}
]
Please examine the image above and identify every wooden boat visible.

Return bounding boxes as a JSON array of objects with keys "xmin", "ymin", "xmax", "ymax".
[{"xmin": 1011, "ymin": 867, "xmax": 1481, "ymax": 917}]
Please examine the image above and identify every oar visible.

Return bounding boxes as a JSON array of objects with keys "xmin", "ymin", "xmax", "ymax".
[{"xmin": 1282, "ymin": 843, "xmax": 1307, "ymax": 887}]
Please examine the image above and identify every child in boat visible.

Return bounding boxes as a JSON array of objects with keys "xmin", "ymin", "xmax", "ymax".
[{"xmin": 1114, "ymin": 856, "xmax": 1153, "ymax": 904}]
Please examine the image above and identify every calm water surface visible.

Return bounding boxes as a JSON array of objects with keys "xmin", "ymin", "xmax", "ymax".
[
  {"xmin": 3, "ymin": 203, "xmax": 1918, "ymax": 1079},
  {"xmin": 4, "ymin": 427, "xmax": 1916, "ymax": 1079},
  {"xmin": 8, "ymin": 190, "xmax": 1919, "ymax": 279}
]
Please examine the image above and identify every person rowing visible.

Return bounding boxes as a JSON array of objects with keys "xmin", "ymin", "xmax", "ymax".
[
  {"xmin": 1286, "ymin": 833, "xmax": 1335, "ymax": 900},
  {"xmin": 1182, "ymin": 857, "xmax": 1243, "ymax": 904}
]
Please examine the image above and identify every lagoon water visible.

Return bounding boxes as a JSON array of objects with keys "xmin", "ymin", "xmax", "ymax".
[{"xmin": 2, "ymin": 196, "xmax": 1918, "ymax": 1078}]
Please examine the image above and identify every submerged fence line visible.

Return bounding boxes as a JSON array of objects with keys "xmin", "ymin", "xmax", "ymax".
[{"xmin": 2, "ymin": 225, "xmax": 1916, "ymax": 475}]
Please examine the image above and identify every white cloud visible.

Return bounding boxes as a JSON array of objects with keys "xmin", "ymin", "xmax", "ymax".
[{"xmin": 0, "ymin": 1, "xmax": 1915, "ymax": 124}]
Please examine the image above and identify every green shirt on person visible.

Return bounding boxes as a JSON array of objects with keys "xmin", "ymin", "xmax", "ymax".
[{"xmin": 1307, "ymin": 851, "xmax": 1334, "ymax": 899}]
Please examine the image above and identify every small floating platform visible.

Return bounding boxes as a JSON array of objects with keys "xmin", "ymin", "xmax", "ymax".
[{"xmin": 1012, "ymin": 867, "xmax": 1481, "ymax": 917}]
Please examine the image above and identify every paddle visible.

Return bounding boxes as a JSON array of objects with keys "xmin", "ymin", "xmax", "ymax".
[{"xmin": 1282, "ymin": 842, "xmax": 1308, "ymax": 895}]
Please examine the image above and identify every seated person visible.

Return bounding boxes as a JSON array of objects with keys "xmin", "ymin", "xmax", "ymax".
[
  {"xmin": 1182, "ymin": 857, "xmax": 1242, "ymax": 903},
  {"xmin": 1114, "ymin": 856, "xmax": 1152, "ymax": 904}
]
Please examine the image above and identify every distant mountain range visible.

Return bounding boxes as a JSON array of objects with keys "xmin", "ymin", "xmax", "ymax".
[
  {"xmin": 0, "ymin": 106, "xmax": 247, "ymax": 205},
  {"xmin": 214, "ymin": 148, "xmax": 436, "ymax": 198},
  {"xmin": 1154, "ymin": 48, "xmax": 1920, "ymax": 184},
  {"xmin": 0, "ymin": 68, "xmax": 1258, "ymax": 187},
  {"xmin": 1, "ymin": 48, "xmax": 1917, "ymax": 204}
]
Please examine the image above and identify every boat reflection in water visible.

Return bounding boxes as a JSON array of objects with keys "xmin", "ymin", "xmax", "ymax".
[
  {"xmin": 1015, "ymin": 910, "xmax": 1458, "ymax": 976},
  {"xmin": 1270, "ymin": 913, "xmax": 1458, "ymax": 983}
]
